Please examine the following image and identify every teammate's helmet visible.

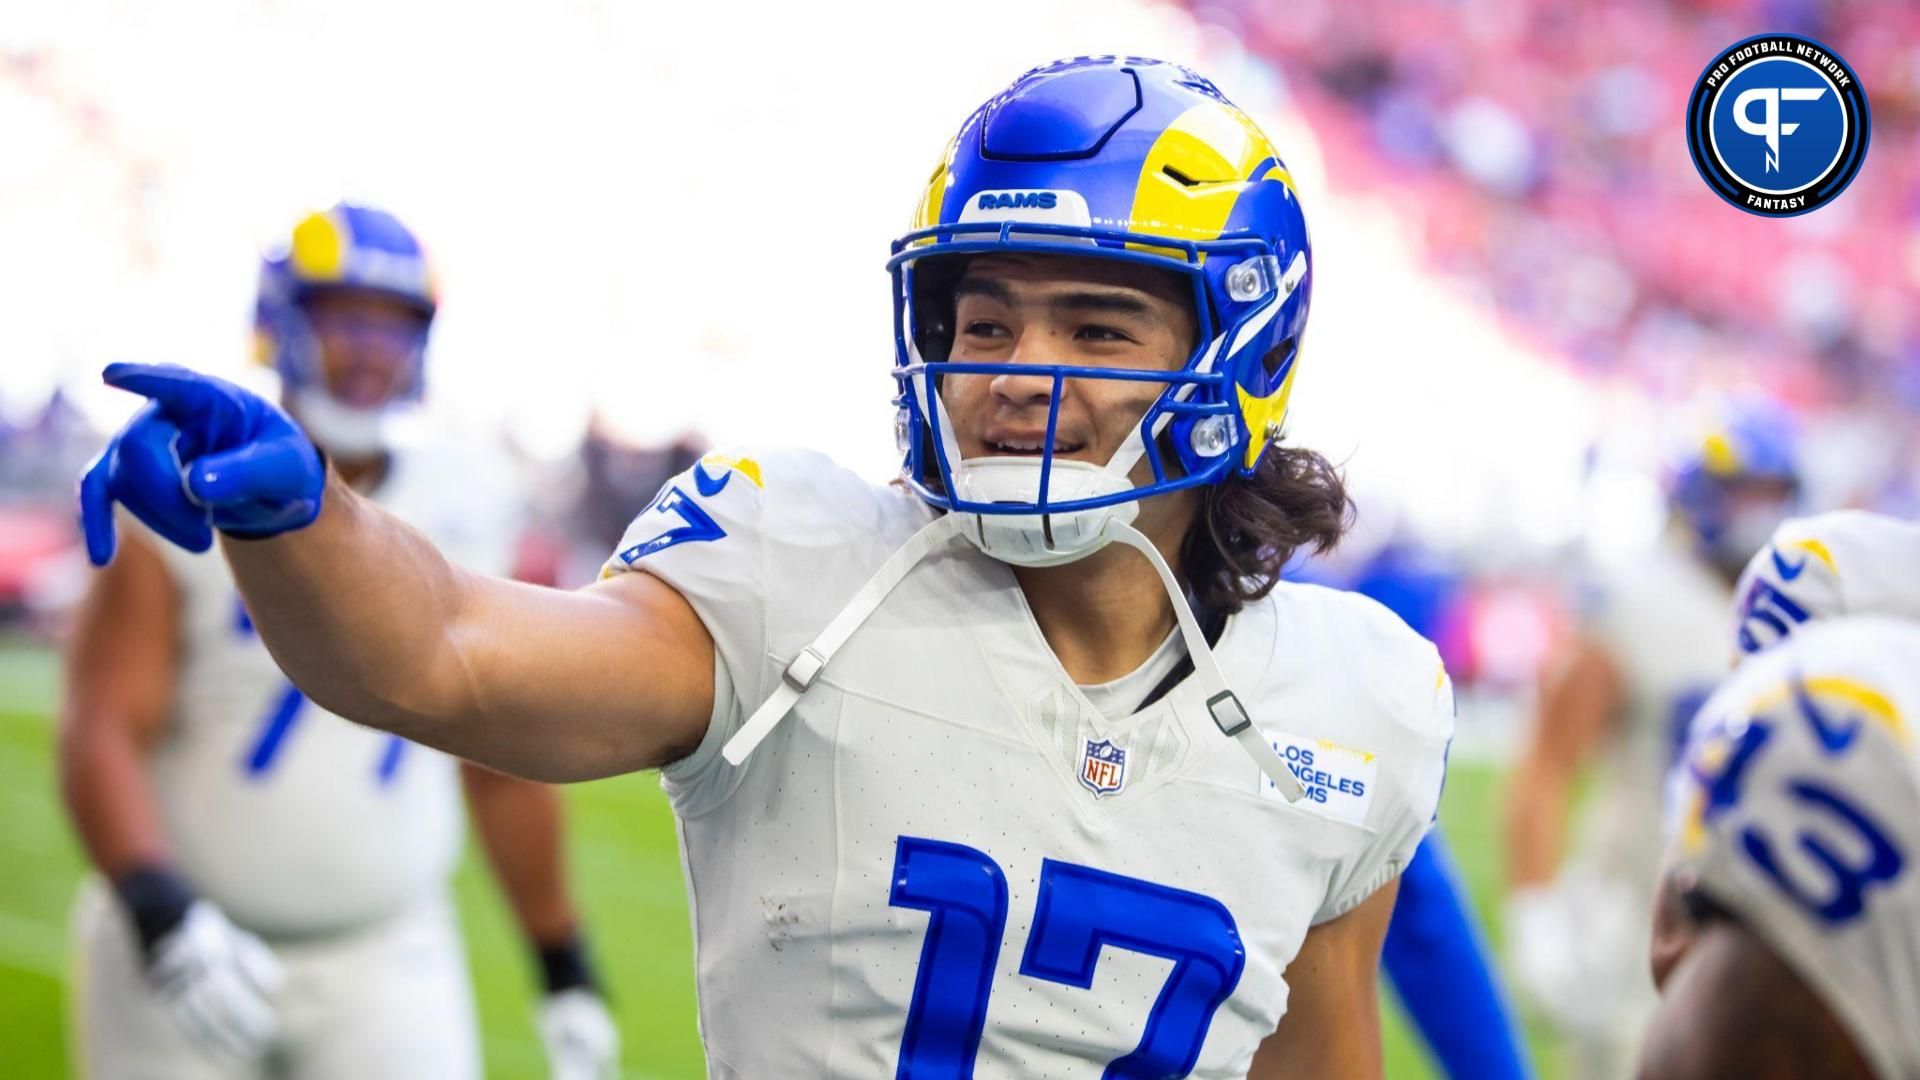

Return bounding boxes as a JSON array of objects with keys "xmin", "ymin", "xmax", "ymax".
[
  {"xmin": 255, "ymin": 201, "xmax": 437, "ymax": 408},
  {"xmin": 889, "ymin": 57, "xmax": 1311, "ymax": 562},
  {"xmin": 1672, "ymin": 400, "xmax": 1802, "ymax": 550}
]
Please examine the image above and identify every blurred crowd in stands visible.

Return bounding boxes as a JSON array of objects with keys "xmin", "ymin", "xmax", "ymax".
[
  {"xmin": 9, "ymin": 0, "xmax": 1918, "ymax": 722},
  {"xmin": 1187, "ymin": 0, "xmax": 1920, "ymax": 512}
]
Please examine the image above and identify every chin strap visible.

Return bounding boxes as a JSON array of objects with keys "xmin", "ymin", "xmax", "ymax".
[
  {"xmin": 722, "ymin": 513, "xmax": 964, "ymax": 765},
  {"xmin": 720, "ymin": 513, "xmax": 1304, "ymax": 802}
]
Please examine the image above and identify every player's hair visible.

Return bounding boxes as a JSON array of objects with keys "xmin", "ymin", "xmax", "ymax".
[{"xmin": 1180, "ymin": 441, "xmax": 1353, "ymax": 615}]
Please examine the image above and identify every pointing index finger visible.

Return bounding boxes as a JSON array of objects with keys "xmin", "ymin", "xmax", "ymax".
[{"xmin": 101, "ymin": 363, "xmax": 220, "ymax": 426}]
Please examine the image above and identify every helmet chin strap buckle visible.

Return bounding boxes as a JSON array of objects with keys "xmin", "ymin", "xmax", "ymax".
[
  {"xmin": 1102, "ymin": 522, "xmax": 1305, "ymax": 802},
  {"xmin": 1206, "ymin": 691, "xmax": 1252, "ymax": 737},
  {"xmin": 782, "ymin": 647, "xmax": 826, "ymax": 693}
]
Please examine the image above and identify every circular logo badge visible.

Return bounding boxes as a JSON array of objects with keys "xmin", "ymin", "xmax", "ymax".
[{"xmin": 1687, "ymin": 33, "xmax": 1870, "ymax": 217}]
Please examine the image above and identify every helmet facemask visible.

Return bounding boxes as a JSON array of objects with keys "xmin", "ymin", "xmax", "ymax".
[{"xmin": 892, "ymin": 232, "xmax": 1305, "ymax": 567}]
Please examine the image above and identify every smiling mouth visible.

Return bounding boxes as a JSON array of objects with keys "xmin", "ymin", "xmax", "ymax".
[{"xmin": 988, "ymin": 439, "xmax": 1085, "ymax": 457}]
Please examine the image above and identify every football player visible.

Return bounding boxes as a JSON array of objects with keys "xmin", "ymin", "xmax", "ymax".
[
  {"xmin": 1503, "ymin": 404, "xmax": 1799, "ymax": 1077},
  {"xmin": 1638, "ymin": 505, "xmax": 1920, "ymax": 1078},
  {"xmin": 77, "ymin": 60, "xmax": 1453, "ymax": 1076},
  {"xmin": 59, "ymin": 203, "xmax": 618, "ymax": 1079},
  {"xmin": 1641, "ymin": 615, "xmax": 1920, "ymax": 1080},
  {"xmin": 1732, "ymin": 509, "xmax": 1920, "ymax": 656},
  {"xmin": 1383, "ymin": 836, "xmax": 1533, "ymax": 1079},
  {"xmin": 1342, "ymin": 542, "xmax": 1531, "ymax": 1078}
]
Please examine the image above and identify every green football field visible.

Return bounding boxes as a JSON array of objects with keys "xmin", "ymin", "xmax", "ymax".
[{"xmin": 0, "ymin": 640, "xmax": 1563, "ymax": 1078}]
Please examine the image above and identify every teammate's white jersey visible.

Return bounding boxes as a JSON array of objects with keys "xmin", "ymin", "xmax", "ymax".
[
  {"xmin": 603, "ymin": 449, "xmax": 1452, "ymax": 1078},
  {"xmin": 145, "ymin": 441, "xmax": 521, "ymax": 938},
  {"xmin": 1733, "ymin": 510, "xmax": 1920, "ymax": 657},
  {"xmin": 1667, "ymin": 616, "xmax": 1920, "ymax": 1080},
  {"xmin": 1576, "ymin": 536, "xmax": 1734, "ymax": 894}
]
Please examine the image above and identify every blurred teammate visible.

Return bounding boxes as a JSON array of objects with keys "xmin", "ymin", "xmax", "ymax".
[
  {"xmin": 1344, "ymin": 541, "xmax": 1531, "ymax": 1079},
  {"xmin": 1641, "ymin": 616, "xmax": 1920, "ymax": 1080},
  {"xmin": 1639, "ymin": 508, "xmax": 1920, "ymax": 1077},
  {"xmin": 1504, "ymin": 405, "xmax": 1799, "ymax": 1077},
  {"xmin": 58, "ymin": 203, "xmax": 618, "ymax": 1079},
  {"xmin": 1732, "ymin": 509, "xmax": 1920, "ymax": 656},
  {"xmin": 77, "ymin": 60, "xmax": 1455, "ymax": 1076}
]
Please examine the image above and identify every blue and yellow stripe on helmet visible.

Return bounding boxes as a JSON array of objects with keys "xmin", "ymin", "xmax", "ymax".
[{"xmin": 1126, "ymin": 99, "xmax": 1295, "ymax": 251}]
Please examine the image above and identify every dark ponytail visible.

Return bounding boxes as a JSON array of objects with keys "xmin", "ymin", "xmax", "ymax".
[{"xmin": 1178, "ymin": 443, "xmax": 1354, "ymax": 614}]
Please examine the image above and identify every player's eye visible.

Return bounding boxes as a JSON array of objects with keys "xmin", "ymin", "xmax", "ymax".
[
  {"xmin": 962, "ymin": 320, "xmax": 1010, "ymax": 339},
  {"xmin": 1074, "ymin": 324, "xmax": 1135, "ymax": 344}
]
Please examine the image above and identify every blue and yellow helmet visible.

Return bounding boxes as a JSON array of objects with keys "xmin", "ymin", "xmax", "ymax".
[
  {"xmin": 1672, "ymin": 399, "xmax": 1802, "ymax": 547},
  {"xmin": 255, "ymin": 201, "xmax": 437, "ymax": 400},
  {"xmin": 889, "ymin": 56, "xmax": 1312, "ymax": 518}
]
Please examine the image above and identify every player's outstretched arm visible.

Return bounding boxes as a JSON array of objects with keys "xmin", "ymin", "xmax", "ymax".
[
  {"xmin": 81, "ymin": 363, "xmax": 715, "ymax": 782},
  {"xmin": 220, "ymin": 481, "xmax": 714, "ymax": 780}
]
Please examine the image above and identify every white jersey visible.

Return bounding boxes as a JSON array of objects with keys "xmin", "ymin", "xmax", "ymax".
[
  {"xmin": 147, "ymin": 440, "xmax": 522, "ymax": 938},
  {"xmin": 1667, "ymin": 616, "xmax": 1920, "ymax": 1080},
  {"xmin": 603, "ymin": 449, "xmax": 1452, "ymax": 1079},
  {"xmin": 1577, "ymin": 536, "xmax": 1734, "ymax": 891},
  {"xmin": 1733, "ymin": 510, "xmax": 1920, "ymax": 656}
]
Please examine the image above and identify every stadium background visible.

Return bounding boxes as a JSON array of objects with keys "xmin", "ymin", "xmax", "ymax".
[{"xmin": 2, "ymin": 0, "xmax": 1914, "ymax": 1076}]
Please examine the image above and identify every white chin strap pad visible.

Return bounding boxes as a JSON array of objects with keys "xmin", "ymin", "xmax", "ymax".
[
  {"xmin": 290, "ymin": 389, "xmax": 390, "ymax": 460},
  {"xmin": 948, "ymin": 457, "xmax": 1138, "ymax": 567},
  {"xmin": 722, "ymin": 513, "xmax": 964, "ymax": 765}
]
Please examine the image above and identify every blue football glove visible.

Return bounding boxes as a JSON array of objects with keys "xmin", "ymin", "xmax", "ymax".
[{"xmin": 79, "ymin": 362, "xmax": 325, "ymax": 566}]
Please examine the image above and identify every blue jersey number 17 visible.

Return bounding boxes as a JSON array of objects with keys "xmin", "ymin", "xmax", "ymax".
[{"xmin": 889, "ymin": 835, "xmax": 1245, "ymax": 1079}]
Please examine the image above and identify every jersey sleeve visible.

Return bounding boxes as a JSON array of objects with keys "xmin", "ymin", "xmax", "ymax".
[
  {"xmin": 598, "ymin": 451, "xmax": 778, "ymax": 813},
  {"xmin": 1314, "ymin": 610, "xmax": 1456, "ymax": 925},
  {"xmin": 597, "ymin": 448, "xmax": 905, "ymax": 815},
  {"xmin": 1732, "ymin": 511, "xmax": 1920, "ymax": 657}
]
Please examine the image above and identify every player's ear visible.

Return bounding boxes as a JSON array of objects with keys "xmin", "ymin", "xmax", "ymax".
[{"xmin": 1649, "ymin": 875, "xmax": 1705, "ymax": 991}]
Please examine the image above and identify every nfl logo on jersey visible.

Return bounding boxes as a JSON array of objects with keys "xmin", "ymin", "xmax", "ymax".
[{"xmin": 1079, "ymin": 739, "xmax": 1128, "ymax": 796}]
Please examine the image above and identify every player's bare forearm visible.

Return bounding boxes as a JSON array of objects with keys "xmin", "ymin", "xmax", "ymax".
[
  {"xmin": 1503, "ymin": 744, "xmax": 1573, "ymax": 888},
  {"xmin": 60, "ymin": 720, "xmax": 173, "ymax": 878},
  {"xmin": 218, "ymin": 470, "xmax": 465, "ymax": 736},
  {"xmin": 461, "ymin": 762, "xmax": 579, "ymax": 945},
  {"xmin": 59, "ymin": 532, "xmax": 178, "ymax": 879},
  {"xmin": 1505, "ymin": 637, "xmax": 1621, "ymax": 886},
  {"xmin": 219, "ymin": 470, "xmax": 714, "ymax": 781},
  {"xmin": 1251, "ymin": 879, "xmax": 1399, "ymax": 1079}
]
